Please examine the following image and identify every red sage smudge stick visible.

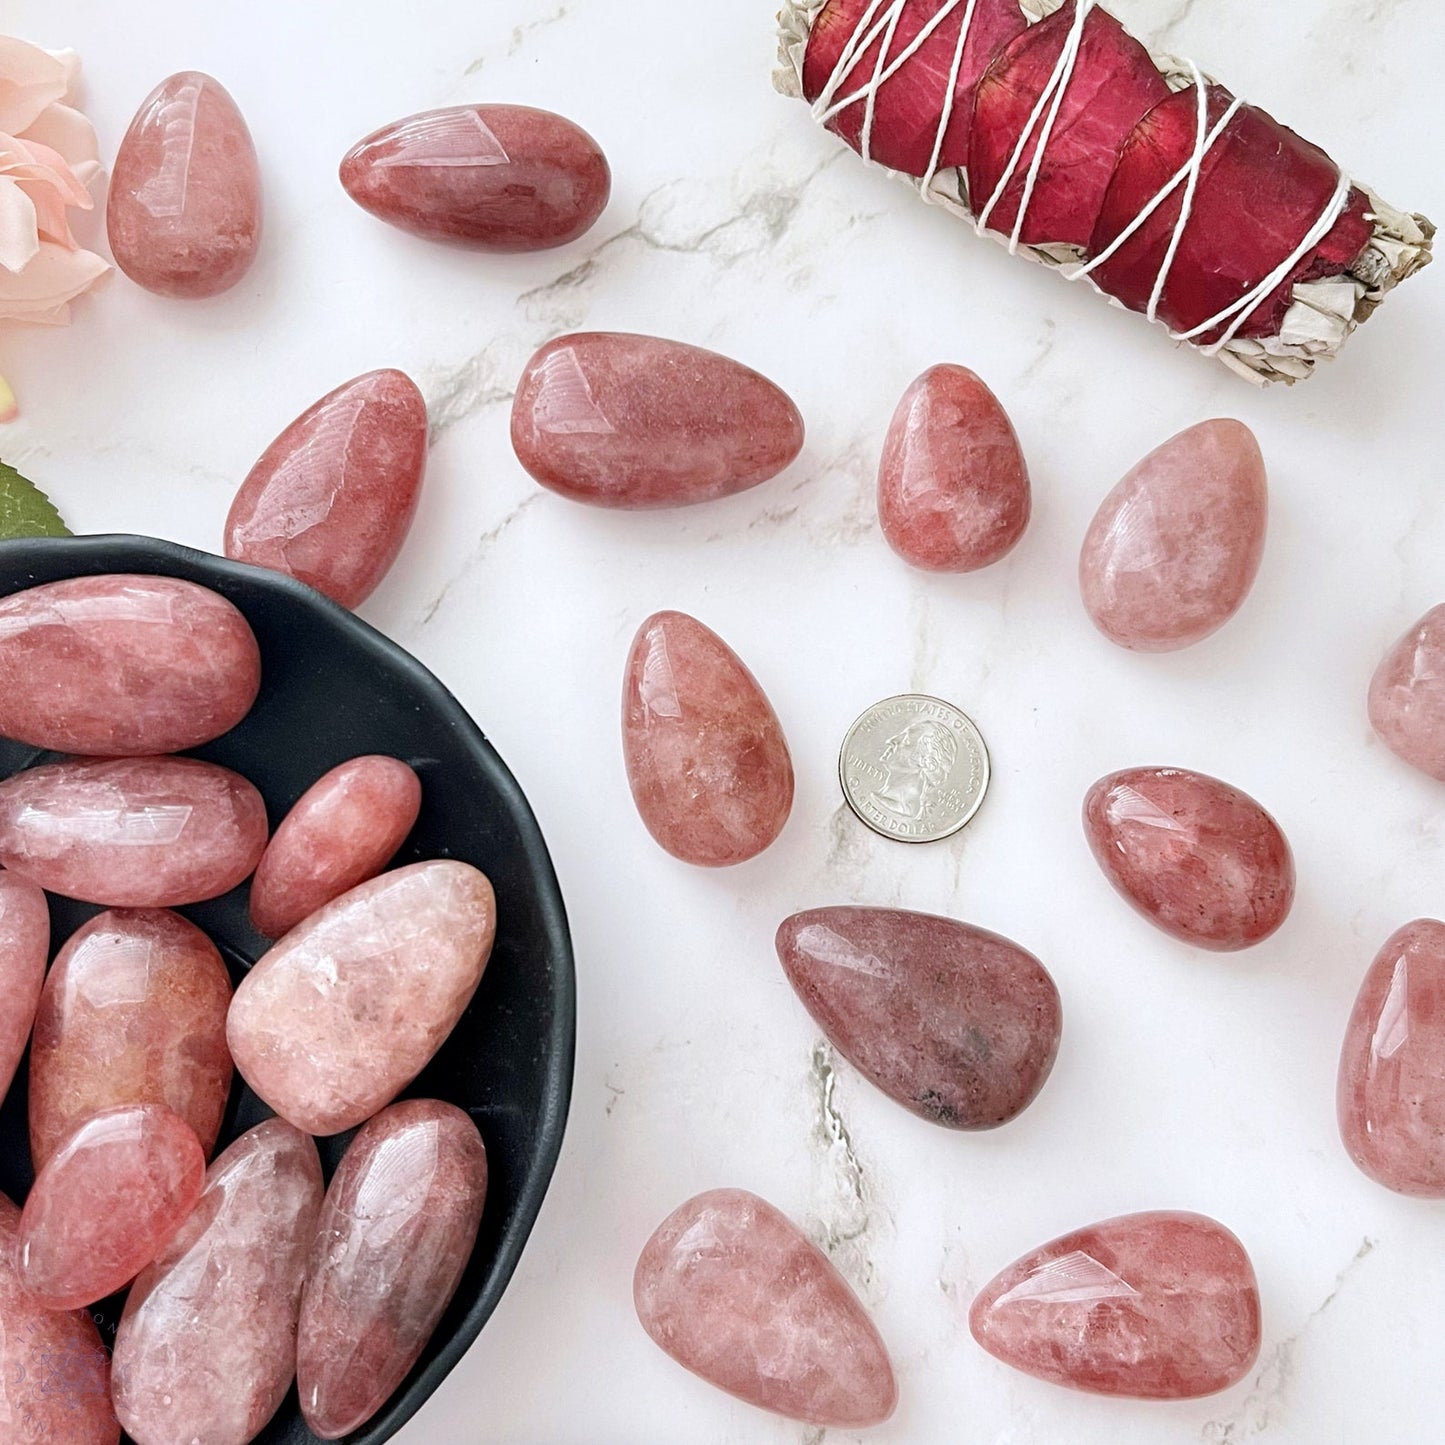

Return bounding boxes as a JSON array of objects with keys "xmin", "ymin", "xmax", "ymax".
[{"xmin": 775, "ymin": 0, "xmax": 1433, "ymax": 384}]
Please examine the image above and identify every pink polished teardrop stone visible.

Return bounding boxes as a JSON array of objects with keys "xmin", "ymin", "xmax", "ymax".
[
  {"xmin": 297, "ymin": 1100, "xmax": 488, "ymax": 1439},
  {"xmin": 224, "ymin": 369, "xmax": 429, "ymax": 609},
  {"xmin": 29, "ymin": 909, "xmax": 233, "ymax": 1169},
  {"xmin": 107, "ymin": 71, "xmax": 262, "ymax": 298},
  {"xmin": 776, "ymin": 907, "xmax": 1061, "ymax": 1129},
  {"xmin": 1083, "ymin": 766, "xmax": 1294, "ymax": 950},
  {"xmin": 622, "ymin": 611, "xmax": 793, "ymax": 866},
  {"xmin": 512, "ymin": 333, "xmax": 804, "ymax": 508},
  {"xmin": 969, "ymin": 1211, "xmax": 1261, "ymax": 1398},
  {"xmin": 1079, "ymin": 419, "xmax": 1267, "ymax": 651},
  {"xmin": 634, "ymin": 1188, "xmax": 897, "ymax": 1427},
  {"xmin": 1368, "ymin": 605, "xmax": 1445, "ymax": 783},
  {"xmin": 250, "ymin": 754, "xmax": 421, "ymax": 938},
  {"xmin": 113, "ymin": 1119, "xmax": 323, "ymax": 1445},
  {"xmin": 1338, "ymin": 920, "xmax": 1445, "ymax": 1197},
  {"xmin": 341, "ymin": 104, "xmax": 610, "ymax": 251},
  {"xmin": 0, "ymin": 574, "xmax": 261, "ymax": 755},
  {"xmin": 0, "ymin": 870, "xmax": 48, "ymax": 1106},
  {"xmin": 0, "ymin": 756, "xmax": 268, "ymax": 907},
  {"xmin": 17, "ymin": 1104, "xmax": 206, "ymax": 1310},
  {"xmin": 878, "ymin": 365, "xmax": 1031, "ymax": 572},
  {"xmin": 0, "ymin": 1193, "xmax": 120, "ymax": 1444}
]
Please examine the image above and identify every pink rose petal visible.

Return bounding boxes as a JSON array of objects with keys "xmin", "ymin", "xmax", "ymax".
[
  {"xmin": 0, "ymin": 37, "xmax": 70, "ymax": 136},
  {"xmin": 0, "ymin": 237, "xmax": 107, "ymax": 322}
]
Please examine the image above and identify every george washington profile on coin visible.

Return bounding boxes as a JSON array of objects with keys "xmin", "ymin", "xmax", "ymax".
[{"xmin": 871, "ymin": 718, "xmax": 959, "ymax": 822}]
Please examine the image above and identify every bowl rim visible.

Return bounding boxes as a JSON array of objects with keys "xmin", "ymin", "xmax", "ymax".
[{"xmin": 0, "ymin": 532, "xmax": 577, "ymax": 1443}]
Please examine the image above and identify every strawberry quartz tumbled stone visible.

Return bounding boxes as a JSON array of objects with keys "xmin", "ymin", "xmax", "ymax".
[
  {"xmin": 29, "ymin": 908, "xmax": 233, "ymax": 1168},
  {"xmin": 512, "ymin": 333, "xmax": 805, "ymax": 508},
  {"xmin": 878, "ymin": 365, "xmax": 1031, "ymax": 572},
  {"xmin": 969, "ymin": 1211, "xmax": 1261, "ymax": 1399},
  {"xmin": 225, "ymin": 369, "xmax": 429, "ymax": 608},
  {"xmin": 0, "ymin": 574, "xmax": 260, "ymax": 755},
  {"xmin": 1079, "ymin": 420, "xmax": 1267, "ymax": 652},
  {"xmin": 340, "ymin": 104, "xmax": 610, "ymax": 251},
  {"xmin": 1368, "ymin": 605, "xmax": 1445, "ymax": 782},
  {"xmin": 622, "ymin": 611, "xmax": 793, "ymax": 866},
  {"xmin": 107, "ymin": 71, "xmax": 261, "ymax": 298},
  {"xmin": 297, "ymin": 1100, "xmax": 488, "ymax": 1439},
  {"xmin": 1338, "ymin": 920, "xmax": 1445, "ymax": 1197},
  {"xmin": 0, "ymin": 870, "xmax": 48, "ymax": 1104},
  {"xmin": 776, "ymin": 907, "xmax": 1060, "ymax": 1129},
  {"xmin": 1083, "ymin": 766, "xmax": 1294, "ymax": 950},
  {"xmin": 634, "ymin": 1188, "xmax": 897, "ymax": 1427}
]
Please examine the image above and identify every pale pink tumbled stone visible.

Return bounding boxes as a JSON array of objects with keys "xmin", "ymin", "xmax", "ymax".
[
  {"xmin": 0, "ymin": 756, "xmax": 268, "ymax": 907},
  {"xmin": 228, "ymin": 860, "xmax": 496, "ymax": 1135},
  {"xmin": 16, "ymin": 1103, "xmax": 206, "ymax": 1310},
  {"xmin": 1368, "ymin": 605, "xmax": 1445, "ymax": 783},
  {"xmin": 634, "ymin": 1188, "xmax": 897, "ymax": 1427},
  {"xmin": 29, "ymin": 909, "xmax": 233, "ymax": 1169},
  {"xmin": 298, "ymin": 1100, "xmax": 487, "ymax": 1439},
  {"xmin": 249, "ymin": 754, "xmax": 421, "ymax": 938},
  {"xmin": 512, "ymin": 333, "xmax": 804, "ymax": 508},
  {"xmin": 878, "ymin": 364, "xmax": 1031, "ymax": 572},
  {"xmin": 622, "ymin": 611, "xmax": 794, "ymax": 866},
  {"xmin": 113, "ymin": 1119, "xmax": 323, "ymax": 1445},
  {"xmin": 0, "ymin": 870, "xmax": 48, "ymax": 1106},
  {"xmin": 970, "ymin": 1211, "xmax": 1260, "ymax": 1398},
  {"xmin": 224, "ymin": 370, "xmax": 429, "ymax": 608},
  {"xmin": 107, "ymin": 71, "xmax": 262, "ymax": 298},
  {"xmin": 0, "ymin": 575, "xmax": 261, "ymax": 755},
  {"xmin": 1338, "ymin": 920, "xmax": 1445, "ymax": 1197},
  {"xmin": 1079, "ymin": 419, "xmax": 1267, "ymax": 651},
  {"xmin": 0, "ymin": 1193, "xmax": 120, "ymax": 1445}
]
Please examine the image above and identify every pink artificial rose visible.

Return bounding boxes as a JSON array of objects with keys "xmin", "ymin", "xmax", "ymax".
[{"xmin": 0, "ymin": 36, "xmax": 108, "ymax": 419}]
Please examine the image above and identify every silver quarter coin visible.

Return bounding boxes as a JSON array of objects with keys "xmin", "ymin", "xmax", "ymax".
[{"xmin": 838, "ymin": 694, "xmax": 990, "ymax": 843}]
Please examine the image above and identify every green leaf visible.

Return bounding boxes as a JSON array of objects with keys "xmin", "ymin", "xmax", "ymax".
[{"xmin": 0, "ymin": 460, "xmax": 71, "ymax": 540}]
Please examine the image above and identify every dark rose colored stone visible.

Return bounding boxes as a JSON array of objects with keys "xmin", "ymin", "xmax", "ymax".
[
  {"xmin": 1079, "ymin": 420, "xmax": 1267, "ymax": 652},
  {"xmin": 0, "ymin": 870, "xmax": 48, "ymax": 1106},
  {"xmin": 107, "ymin": 71, "xmax": 261, "ymax": 298},
  {"xmin": 297, "ymin": 1100, "xmax": 487, "ymax": 1439},
  {"xmin": 0, "ymin": 756, "xmax": 268, "ymax": 907},
  {"xmin": 0, "ymin": 574, "xmax": 261, "ymax": 755},
  {"xmin": 512, "ymin": 332, "xmax": 804, "ymax": 508},
  {"xmin": 1083, "ymin": 765, "xmax": 1294, "ymax": 950},
  {"xmin": 224, "ymin": 369, "xmax": 429, "ymax": 609},
  {"xmin": 29, "ymin": 908, "xmax": 233, "ymax": 1169},
  {"xmin": 622, "ymin": 611, "xmax": 793, "ymax": 866},
  {"xmin": 634, "ymin": 1188, "xmax": 897, "ymax": 1427},
  {"xmin": 969, "ymin": 1211, "xmax": 1261, "ymax": 1398},
  {"xmin": 113, "ymin": 1119, "xmax": 323, "ymax": 1445},
  {"xmin": 1368, "ymin": 605, "xmax": 1445, "ymax": 783},
  {"xmin": 1338, "ymin": 920, "xmax": 1445, "ymax": 1197},
  {"xmin": 776, "ymin": 906, "xmax": 1060, "ymax": 1129},
  {"xmin": 340, "ymin": 104, "xmax": 610, "ymax": 252},
  {"xmin": 878, "ymin": 364, "xmax": 1030, "ymax": 572},
  {"xmin": 17, "ymin": 1103, "xmax": 206, "ymax": 1310}
]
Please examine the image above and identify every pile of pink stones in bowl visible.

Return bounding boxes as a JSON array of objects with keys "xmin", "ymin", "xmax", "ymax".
[
  {"xmin": 62, "ymin": 59, "xmax": 1445, "ymax": 1435},
  {"xmin": 0, "ymin": 576, "xmax": 496, "ymax": 1444}
]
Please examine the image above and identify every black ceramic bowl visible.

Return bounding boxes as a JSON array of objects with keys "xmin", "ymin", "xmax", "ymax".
[{"xmin": 0, "ymin": 535, "xmax": 575, "ymax": 1444}]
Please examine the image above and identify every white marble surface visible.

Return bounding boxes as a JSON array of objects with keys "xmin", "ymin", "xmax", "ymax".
[{"xmin": 3, "ymin": 1, "xmax": 1443, "ymax": 1441}]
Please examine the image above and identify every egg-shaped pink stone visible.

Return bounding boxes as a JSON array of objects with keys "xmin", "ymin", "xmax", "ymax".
[
  {"xmin": 107, "ymin": 71, "xmax": 262, "ymax": 298},
  {"xmin": 622, "ymin": 611, "xmax": 794, "ymax": 866},
  {"xmin": 340, "ymin": 104, "xmax": 610, "ymax": 251},
  {"xmin": 1368, "ymin": 604, "xmax": 1445, "ymax": 783},
  {"xmin": 0, "ymin": 756, "xmax": 268, "ymax": 907},
  {"xmin": 1079, "ymin": 419, "xmax": 1267, "ymax": 651},
  {"xmin": 17, "ymin": 1103, "xmax": 206, "ymax": 1310},
  {"xmin": 250, "ymin": 754, "xmax": 421, "ymax": 938},
  {"xmin": 224, "ymin": 369, "xmax": 429, "ymax": 608},
  {"xmin": 0, "ymin": 870, "xmax": 48, "ymax": 1106},
  {"xmin": 512, "ymin": 333, "xmax": 804, "ymax": 508},
  {"xmin": 1083, "ymin": 766, "xmax": 1294, "ymax": 950},
  {"xmin": 297, "ymin": 1100, "xmax": 487, "ymax": 1439},
  {"xmin": 878, "ymin": 364, "xmax": 1031, "ymax": 572},
  {"xmin": 29, "ymin": 909, "xmax": 233, "ymax": 1169},
  {"xmin": 0, "ymin": 574, "xmax": 261, "ymax": 755}
]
